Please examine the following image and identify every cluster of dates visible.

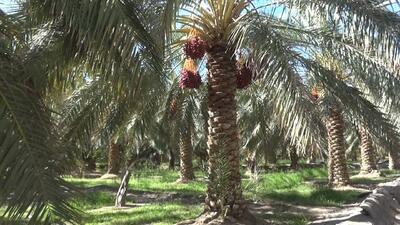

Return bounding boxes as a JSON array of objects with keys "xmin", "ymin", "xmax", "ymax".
[
  {"xmin": 179, "ymin": 33, "xmax": 206, "ymax": 89},
  {"xmin": 180, "ymin": 29, "xmax": 252, "ymax": 90}
]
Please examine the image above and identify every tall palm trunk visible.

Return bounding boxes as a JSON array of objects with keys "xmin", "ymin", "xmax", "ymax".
[
  {"xmin": 359, "ymin": 128, "xmax": 377, "ymax": 174},
  {"xmin": 327, "ymin": 108, "xmax": 350, "ymax": 186},
  {"xmin": 179, "ymin": 127, "xmax": 195, "ymax": 182},
  {"xmin": 327, "ymin": 142, "xmax": 334, "ymax": 185},
  {"xmin": 307, "ymin": 143, "xmax": 318, "ymax": 163},
  {"xmin": 205, "ymin": 44, "xmax": 245, "ymax": 217},
  {"xmin": 87, "ymin": 157, "xmax": 96, "ymax": 171},
  {"xmin": 389, "ymin": 149, "xmax": 400, "ymax": 170},
  {"xmin": 264, "ymin": 146, "xmax": 276, "ymax": 168},
  {"xmin": 289, "ymin": 146, "xmax": 299, "ymax": 169},
  {"xmin": 169, "ymin": 149, "xmax": 176, "ymax": 170},
  {"xmin": 246, "ymin": 149, "xmax": 256, "ymax": 174},
  {"xmin": 83, "ymin": 155, "xmax": 96, "ymax": 171},
  {"xmin": 107, "ymin": 141, "xmax": 121, "ymax": 174}
]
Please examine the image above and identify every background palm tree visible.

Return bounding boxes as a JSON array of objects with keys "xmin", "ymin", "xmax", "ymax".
[
  {"xmin": 358, "ymin": 128, "xmax": 378, "ymax": 174},
  {"xmin": 163, "ymin": 81, "xmax": 201, "ymax": 182},
  {"xmin": 176, "ymin": 93, "xmax": 198, "ymax": 182}
]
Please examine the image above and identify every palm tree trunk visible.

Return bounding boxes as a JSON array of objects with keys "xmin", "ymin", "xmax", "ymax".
[
  {"xmin": 107, "ymin": 141, "xmax": 121, "ymax": 174},
  {"xmin": 307, "ymin": 143, "xmax": 318, "ymax": 163},
  {"xmin": 281, "ymin": 145, "xmax": 288, "ymax": 161},
  {"xmin": 327, "ymin": 108, "xmax": 350, "ymax": 186},
  {"xmin": 389, "ymin": 149, "xmax": 400, "ymax": 170},
  {"xmin": 264, "ymin": 146, "xmax": 276, "ymax": 168},
  {"xmin": 289, "ymin": 146, "xmax": 299, "ymax": 169},
  {"xmin": 169, "ymin": 149, "xmax": 176, "ymax": 170},
  {"xmin": 246, "ymin": 149, "xmax": 256, "ymax": 174},
  {"xmin": 327, "ymin": 146, "xmax": 334, "ymax": 184},
  {"xmin": 86, "ymin": 156, "xmax": 96, "ymax": 171},
  {"xmin": 205, "ymin": 44, "xmax": 245, "ymax": 217},
  {"xmin": 83, "ymin": 154, "xmax": 96, "ymax": 171},
  {"xmin": 359, "ymin": 128, "xmax": 377, "ymax": 174},
  {"xmin": 179, "ymin": 127, "xmax": 195, "ymax": 182}
]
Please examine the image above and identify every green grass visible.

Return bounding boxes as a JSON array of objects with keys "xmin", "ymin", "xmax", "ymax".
[
  {"xmin": 66, "ymin": 169, "xmax": 205, "ymax": 225},
  {"xmin": 381, "ymin": 169, "xmax": 400, "ymax": 175},
  {"xmin": 84, "ymin": 203, "xmax": 202, "ymax": 225},
  {"xmin": 61, "ymin": 167, "xmax": 400, "ymax": 225},
  {"xmin": 244, "ymin": 168, "xmax": 363, "ymax": 206},
  {"xmin": 68, "ymin": 182, "xmax": 202, "ymax": 225},
  {"xmin": 66, "ymin": 177, "xmax": 120, "ymax": 188},
  {"xmin": 66, "ymin": 169, "xmax": 206, "ymax": 195},
  {"xmin": 263, "ymin": 185, "xmax": 361, "ymax": 206},
  {"xmin": 130, "ymin": 169, "xmax": 206, "ymax": 195},
  {"xmin": 73, "ymin": 192, "xmax": 115, "ymax": 210}
]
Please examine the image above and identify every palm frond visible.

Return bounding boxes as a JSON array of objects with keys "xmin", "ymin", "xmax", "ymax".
[
  {"xmin": 286, "ymin": 0, "xmax": 400, "ymax": 72},
  {"xmin": 0, "ymin": 52, "xmax": 80, "ymax": 224},
  {"xmin": 302, "ymin": 57, "xmax": 400, "ymax": 153},
  {"xmin": 232, "ymin": 15, "xmax": 328, "ymax": 155}
]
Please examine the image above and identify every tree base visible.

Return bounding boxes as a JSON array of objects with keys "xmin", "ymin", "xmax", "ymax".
[
  {"xmin": 175, "ymin": 208, "xmax": 265, "ymax": 225},
  {"xmin": 329, "ymin": 180, "xmax": 351, "ymax": 188}
]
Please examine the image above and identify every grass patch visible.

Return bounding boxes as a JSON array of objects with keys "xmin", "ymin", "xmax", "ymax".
[
  {"xmin": 264, "ymin": 185, "xmax": 361, "ymax": 206},
  {"xmin": 63, "ymin": 167, "xmax": 399, "ymax": 224},
  {"xmin": 261, "ymin": 168, "xmax": 327, "ymax": 190},
  {"xmin": 73, "ymin": 192, "xmax": 115, "ymax": 210},
  {"xmin": 244, "ymin": 168, "xmax": 362, "ymax": 206},
  {"xmin": 84, "ymin": 202, "xmax": 201, "ymax": 225},
  {"xmin": 130, "ymin": 169, "xmax": 205, "ymax": 195},
  {"xmin": 66, "ymin": 169, "xmax": 206, "ymax": 195},
  {"xmin": 380, "ymin": 169, "xmax": 400, "ymax": 176},
  {"xmin": 66, "ymin": 177, "xmax": 120, "ymax": 189}
]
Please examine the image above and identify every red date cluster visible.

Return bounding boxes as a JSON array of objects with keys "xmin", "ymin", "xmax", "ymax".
[{"xmin": 179, "ymin": 69, "xmax": 202, "ymax": 89}]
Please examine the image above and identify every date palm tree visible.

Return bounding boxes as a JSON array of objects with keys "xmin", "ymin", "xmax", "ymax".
[
  {"xmin": 164, "ymin": 84, "xmax": 199, "ymax": 182},
  {"xmin": 177, "ymin": 94, "xmax": 198, "ymax": 182},
  {"xmin": 107, "ymin": 141, "xmax": 123, "ymax": 174},
  {"xmin": 326, "ymin": 106, "xmax": 350, "ymax": 185},
  {"xmin": 358, "ymin": 128, "xmax": 378, "ymax": 174},
  {"xmin": 176, "ymin": 1, "xmax": 400, "ymax": 221},
  {"xmin": 389, "ymin": 149, "xmax": 400, "ymax": 169},
  {"xmin": 237, "ymin": 85, "xmax": 325, "ymax": 172}
]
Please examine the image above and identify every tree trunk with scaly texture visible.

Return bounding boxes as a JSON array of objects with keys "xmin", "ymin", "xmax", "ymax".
[
  {"xmin": 327, "ymin": 143, "xmax": 334, "ymax": 185},
  {"xmin": 389, "ymin": 149, "xmax": 400, "ymax": 170},
  {"xmin": 327, "ymin": 108, "xmax": 350, "ymax": 186},
  {"xmin": 359, "ymin": 128, "xmax": 377, "ymax": 174},
  {"xmin": 107, "ymin": 141, "xmax": 121, "ymax": 174},
  {"xmin": 204, "ymin": 44, "xmax": 246, "ymax": 217},
  {"xmin": 178, "ymin": 127, "xmax": 195, "ymax": 182}
]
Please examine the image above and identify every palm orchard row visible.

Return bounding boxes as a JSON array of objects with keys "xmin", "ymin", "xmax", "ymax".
[{"xmin": 1, "ymin": 0, "xmax": 400, "ymax": 225}]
